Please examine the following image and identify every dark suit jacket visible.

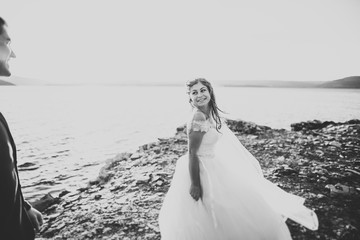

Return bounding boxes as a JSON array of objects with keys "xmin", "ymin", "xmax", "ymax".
[{"xmin": 0, "ymin": 112, "xmax": 35, "ymax": 240}]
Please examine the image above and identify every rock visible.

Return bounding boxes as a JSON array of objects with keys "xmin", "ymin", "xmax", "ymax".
[
  {"xmin": 58, "ymin": 190, "xmax": 71, "ymax": 197},
  {"xmin": 345, "ymin": 169, "xmax": 360, "ymax": 176},
  {"xmin": 298, "ymin": 159, "xmax": 310, "ymax": 166},
  {"xmin": 315, "ymin": 150, "xmax": 324, "ymax": 157},
  {"xmin": 325, "ymin": 183, "xmax": 357, "ymax": 196},
  {"xmin": 273, "ymin": 165, "xmax": 298, "ymax": 176},
  {"xmin": 346, "ymin": 119, "xmax": 360, "ymax": 124},
  {"xmin": 153, "ymin": 147, "xmax": 161, "ymax": 154},
  {"xmin": 317, "ymin": 194, "xmax": 326, "ymax": 199},
  {"xmin": 31, "ymin": 193, "xmax": 60, "ymax": 212},
  {"xmin": 318, "ymin": 176, "xmax": 329, "ymax": 182},
  {"xmin": 130, "ymin": 152, "xmax": 142, "ymax": 160},
  {"xmin": 329, "ymin": 141, "xmax": 342, "ymax": 148},
  {"xmin": 313, "ymin": 168, "xmax": 329, "ymax": 176},
  {"xmin": 176, "ymin": 125, "xmax": 186, "ymax": 133},
  {"xmin": 290, "ymin": 120, "xmax": 342, "ymax": 131},
  {"xmin": 103, "ymin": 227, "xmax": 112, "ymax": 234},
  {"xmin": 226, "ymin": 119, "xmax": 271, "ymax": 134},
  {"xmin": 18, "ymin": 162, "xmax": 39, "ymax": 171},
  {"xmin": 135, "ymin": 174, "xmax": 150, "ymax": 185}
]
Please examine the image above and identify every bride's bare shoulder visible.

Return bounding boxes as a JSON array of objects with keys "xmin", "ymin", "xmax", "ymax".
[{"xmin": 192, "ymin": 110, "xmax": 206, "ymax": 122}]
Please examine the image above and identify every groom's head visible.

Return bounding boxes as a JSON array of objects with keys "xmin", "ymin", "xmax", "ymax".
[{"xmin": 0, "ymin": 17, "xmax": 16, "ymax": 76}]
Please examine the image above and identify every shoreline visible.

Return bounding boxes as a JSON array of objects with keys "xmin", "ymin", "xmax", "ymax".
[{"xmin": 34, "ymin": 119, "xmax": 360, "ymax": 240}]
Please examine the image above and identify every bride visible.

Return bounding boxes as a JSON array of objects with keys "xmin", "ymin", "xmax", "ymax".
[{"xmin": 158, "ymin": 78, "xmax": 318, "ymax": 240}]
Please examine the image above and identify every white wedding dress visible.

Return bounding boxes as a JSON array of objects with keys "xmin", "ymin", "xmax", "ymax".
[{"xmin": 159, "ymin": 117, "xmax": 318, "ymax": 240}]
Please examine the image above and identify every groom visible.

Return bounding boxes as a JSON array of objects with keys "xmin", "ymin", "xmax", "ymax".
[{"xmin": 0, "ymin": 16, "xmax": 43, "ymax": 239}]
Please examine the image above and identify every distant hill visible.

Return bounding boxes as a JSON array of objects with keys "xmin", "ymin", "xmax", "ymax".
[
  {"xmin": 217, "ymin": 77, "xmax": 360, "ymax": 88},
  {"xmin": 318, "ymin": 76, "xmax": 360, "ymax": 88},
  {"xmin": 0, "ymin": 79, "xmax": 15, "ymax": 85},
  {"xmin": 221, "ymin": 80, "xmax": 324, "ymax": 88}
]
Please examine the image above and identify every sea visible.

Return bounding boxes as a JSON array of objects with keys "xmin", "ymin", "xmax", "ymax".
[{"xmin": 0, "ymin": 85, "xmax": 359, "ymax": 202}]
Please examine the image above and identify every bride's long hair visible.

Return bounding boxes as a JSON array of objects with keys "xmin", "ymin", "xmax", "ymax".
[{"xmin": 186, "ymin": 78, "xmax": 224, "ymax": 131}]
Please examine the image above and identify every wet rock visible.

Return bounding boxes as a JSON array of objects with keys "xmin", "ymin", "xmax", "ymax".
[
  {"xmin": 325, "ymin": 183, "xmax": 357, "ymax": 196},
  {"xmin": 176, "ymin": 124, "xmax": 186, "ymax": 133},
  {"xmin": 18, "ymin": 162, "xmax": 39, "ymax": 171},
  {"xmin": 152, "ymin": 147, "xmax": 161, "ymax": 154},
  {"xmin": 227, "ymin": 119, "xmax": 271, "ymax": 135},
  {"xmin": 273, "ymin": 165, "xmax": 298, "ymax": 176},
  {"xmin": 130, "ymin": 152, "xmax": 142, "ymax": 160},
  {"xmin": 346, "ymin": 119, "xmax": 360, "ymax": 125},
  {"xmin": 291, "ymin": 120, "xmax": 336, "ymax": 131},
  {"xmin": 31, "ymin": 193, "xmax": 60, "ymax": 212},
  {"xmin": 329, "ymin": 141, "xmax": 342, "ymax": 148}
]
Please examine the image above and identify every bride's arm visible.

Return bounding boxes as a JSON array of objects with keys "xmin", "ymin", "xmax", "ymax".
[{"xmin": 188, "ymin": 111, "xmax": 207, "ymax": 201}]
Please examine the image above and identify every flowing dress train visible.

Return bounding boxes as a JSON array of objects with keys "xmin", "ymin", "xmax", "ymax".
[{"xmin": 159, "ymin": 118, "xmax": 318, "ymax": 240}]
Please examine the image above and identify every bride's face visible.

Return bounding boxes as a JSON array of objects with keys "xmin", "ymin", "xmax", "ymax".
[{"xmin": 189, "ymin": 82, "xmax": 211, "ymax": 108}]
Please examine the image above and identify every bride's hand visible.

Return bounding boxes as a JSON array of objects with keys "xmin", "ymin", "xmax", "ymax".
[{"xmin": 190, "ymin": 184, "xmax": 202, "ymax": 201}]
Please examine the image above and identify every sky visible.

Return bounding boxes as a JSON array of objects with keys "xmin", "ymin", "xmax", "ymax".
[{"xmin": 1, "ymin": 0, "xmax": 360, "ymax": 85}]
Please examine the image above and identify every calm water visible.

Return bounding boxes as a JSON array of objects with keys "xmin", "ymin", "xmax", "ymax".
[{"xmin": 0, "ymin": 86, "xmax": 359, "ymax": 201}]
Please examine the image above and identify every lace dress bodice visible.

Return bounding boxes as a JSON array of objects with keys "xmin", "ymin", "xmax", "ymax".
[{"xmin": 187, "ymin": 118, "xmax": 222, "ymax": 157}]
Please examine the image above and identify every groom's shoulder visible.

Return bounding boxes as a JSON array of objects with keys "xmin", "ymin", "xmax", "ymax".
[{"xmin": 0, "ymin": 118, "xmax": 9, "ymax": 142}]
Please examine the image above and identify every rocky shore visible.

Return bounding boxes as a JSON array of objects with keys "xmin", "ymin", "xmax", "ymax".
[{"xmin": 34, "ymin": 119, "xmax": 360, "ymax": 240}]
